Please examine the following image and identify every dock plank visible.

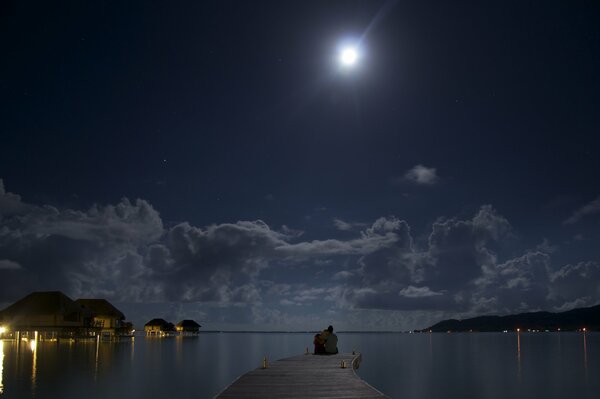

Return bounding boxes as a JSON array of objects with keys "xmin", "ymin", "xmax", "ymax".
[{"xmin": 215, "ymin": 353, "xmax": 388, "ymax": 398}]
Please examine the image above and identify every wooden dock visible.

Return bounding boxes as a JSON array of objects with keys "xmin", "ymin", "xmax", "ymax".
[{"xmin": 215, "ymin": 352, "xmax": 389, "ymax": 398}]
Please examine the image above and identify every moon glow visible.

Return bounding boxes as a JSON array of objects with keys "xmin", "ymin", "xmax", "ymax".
[{"xmin": 340, "ymin": 47, "xmax": 358, "ymax": 66}]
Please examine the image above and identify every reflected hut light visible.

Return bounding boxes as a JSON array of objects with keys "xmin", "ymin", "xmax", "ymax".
[
  {"xmin": 29, "ymin": 340, "xmax": 37, "ymax": 352},
  {"xmin": 0, "ymin": 340, "xmax": 4, "ymax": 394}
]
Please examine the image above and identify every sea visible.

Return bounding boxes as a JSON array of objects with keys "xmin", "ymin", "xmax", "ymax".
[{"xmin": 0, "ymin": 331, "xmax": 597, "ymax": 398}]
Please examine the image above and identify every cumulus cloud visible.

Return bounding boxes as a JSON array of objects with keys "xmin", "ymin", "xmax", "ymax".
[
  {"xmin": 549, "ymin": 261, "xmax": 600, "ymax": 309},
  {"xmin": 159, "ymin": 220, "xmax": 288, "ymax": 304},
  {"xmin": 0, "ymin": 186, "xmax": 164, "ymax": 302},
  {"xmin": 0, "ymin": 181, "xmax": 283, "ymax": 307},
  {"xmin": 563, "ymin": 195, "xmax": 600, "ymax": 224},
  {"xmin": 277, "ymin": 217, "xmax": 405, "ymax": 257},
  {"xmin": 471, "ymin": 251, "xmax": 552, "ymax": 314},
  {"xmin": 403, "ymin": 164, "xmax": 439, "ymax": 185},
  {"xmin": 315, "ymin": 206, "xmax": 599, "ymax": 319},
  {"xmin": 0, "ymin": 179, "xmax": 35, "ymax": 217}
]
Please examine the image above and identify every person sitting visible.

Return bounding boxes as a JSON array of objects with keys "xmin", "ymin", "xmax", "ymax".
[
  {"xmin": 324, "ymin": 325, "xmax": 338, "ymax": 354},
  {"xmin": 313, "ymin": 331, "xmax": 327, "ymax": 354}
]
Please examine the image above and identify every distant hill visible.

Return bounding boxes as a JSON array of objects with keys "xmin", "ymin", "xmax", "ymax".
[{"xmin": 423, "ymin": 304, "xmax": 600, "ymax": 332}]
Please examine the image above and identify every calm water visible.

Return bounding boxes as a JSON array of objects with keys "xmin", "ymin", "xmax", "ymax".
[{"xmin": 0, "ymin": 332, "xmax": 597, "ymax": 398}]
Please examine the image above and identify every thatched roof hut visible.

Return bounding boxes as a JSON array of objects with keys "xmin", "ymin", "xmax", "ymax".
[
  {"xmin": 144, "ymin": 318, "xmax": 175, "ymax": 335},
  {"xmin": 75, "ymin": 299, "xmax": 126, "ymax": 334},
  {"xmin": 75, "ymin": 299, "xmax": 125, "ymax": 320},
  {"xmin": 176, "ymin": 319, "xmax": 201, "ymax": 333},
  {"xmin": 0, "ymin": 291, "xmax": 91, "ymax": 331},
  {"xmin": 145, "ymin": 318, "xmax": 170, "ymax": 328}
]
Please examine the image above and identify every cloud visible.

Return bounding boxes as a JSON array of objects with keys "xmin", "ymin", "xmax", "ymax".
[
  {"xmin": 0, "ymin": 182, "xmax": 166, "ymax": 302},
  {"xmin": 0, "ymin": 259, "xmax": 21, "ymax": 270},
  {"xmin": 471, "ymin": 251, "xmax": 552, "ymax": 314},
  {"xmin": 332, "ymin": 270, "xmax": 354, "ymax": 280},
  {"xmin": 403, "ymin": 164, "xmax": 439, "ymax": 185},
  {"xmin": 399, "ymin": 286, "xmax": 443, "ymax": 298},
  {"xmin": 0, "ymin": 181, "xmax": 283, "ymax": 307},
  {"xmin": 277, "ymin": 217, "xmax": 404, "ymax": 257},
  {"xmin": 333, "ymin": 218, "xmax": 354, "ymax": 231},
  {"xmin": 160, "ymin": 220, "xmax": 288, "ymax": 304},
  {"xmin": 548, "ymin": 261, "xmax": 600, "ymax": 309},
  {"xmin": 0, "ymin": 179, "xmax": 35, "ymax": 217},
  {"xmin": 563, "ymin": 195, "xmax": 600, "ymax": 224},
  {"xmin": 333, "ymin": 218, "xmax": 367, "ymax": 231}
]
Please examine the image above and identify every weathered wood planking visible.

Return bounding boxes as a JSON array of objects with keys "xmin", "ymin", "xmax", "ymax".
[{"xmin": 215, "ymin": 353, "xmax": 389, "ymax": 398}]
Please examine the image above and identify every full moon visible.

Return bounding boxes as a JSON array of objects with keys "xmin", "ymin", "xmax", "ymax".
[{"xmin": 340, "ymin": 47, "xmax": 358, "ymax": 66}]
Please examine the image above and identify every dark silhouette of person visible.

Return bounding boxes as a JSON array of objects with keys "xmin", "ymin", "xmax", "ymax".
[
  {"xmin": 313, "ymin": 331, "xmax": 326, "ymax": 354},
  {"xmin": 324, "ymin": 325, "xmax": 338, "ymax": 354}
]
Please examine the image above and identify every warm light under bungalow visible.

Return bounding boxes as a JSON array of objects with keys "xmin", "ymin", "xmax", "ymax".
[
  {"xmin": 144, "ymin": 318, "xmax": 174, "ymax": 336},
  {"xmin": 0, "ymin": 291, "xmax": 92, "ymax": 338},
  {"xmin": 176, "ymin": 319, "xmax": 201, "ymax": 334},
  {"xmin": 75, "ymin": 298, "xmax": 126, "ymax": 337}
]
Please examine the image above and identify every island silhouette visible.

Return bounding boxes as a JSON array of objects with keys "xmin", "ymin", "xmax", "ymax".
[{"xmin": 421, "ymin": 304, "xmax": 600, "ymax": 332}]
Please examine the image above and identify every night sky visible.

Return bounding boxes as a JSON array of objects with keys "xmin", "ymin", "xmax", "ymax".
[{"xmin": 1, "ymin": 1, "xmax": 600, "ymax": 330}]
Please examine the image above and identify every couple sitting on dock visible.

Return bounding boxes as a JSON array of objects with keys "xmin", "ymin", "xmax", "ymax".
[{"xmin": 313, "ymin": 325, "xmax": 338, "ymax": 355}]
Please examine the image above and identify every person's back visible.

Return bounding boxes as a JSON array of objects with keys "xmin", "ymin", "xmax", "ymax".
[
  {"xmin": 324, "ymin": 325, "xmax": 338, "ymax": 354},
  {"xmin": 325, "ymin": 333, "xmax": 338, "ymax": 354}
]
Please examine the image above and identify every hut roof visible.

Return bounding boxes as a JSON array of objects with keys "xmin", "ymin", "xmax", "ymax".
[
  {"xmin": 176, "ymin": 319, "xmax": 201, "ymax": 328},
  {"xmin": 145, "ymin": 318, "xmax": 169, "ymax": 327},
  {"xmin": 0, "ymin": 291, "xmax": 90, "ymax": 322},
  {"xmin": 75, "ymin": 299, "xmax": 125, "ymax": 320}
]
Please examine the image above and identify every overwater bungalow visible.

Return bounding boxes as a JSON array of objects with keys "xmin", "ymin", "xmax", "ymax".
[
  {"xmin": 0, "ymin": 291, "xmax": 92, "ymax": 339},
  {"xmin": 175, "ymin": 319, "xmax": 201, "ymax": 335},
  {"xmin": 75, "ymin": 298, "xmax": 130, "ymax": 337},
  {"xmin": 144, "ymin": 318, "xmax": 175, "ymax": 336}
]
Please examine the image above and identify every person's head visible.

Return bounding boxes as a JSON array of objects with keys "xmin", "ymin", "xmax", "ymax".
[{"xmin": 327, "ymin": 325, "xmax": 333, "ymax": 333}]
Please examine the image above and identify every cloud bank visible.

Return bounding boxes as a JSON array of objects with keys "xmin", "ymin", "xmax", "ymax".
[{"xmin": 1, "ymin": 179, "xmax": 599, "ymax": 330}]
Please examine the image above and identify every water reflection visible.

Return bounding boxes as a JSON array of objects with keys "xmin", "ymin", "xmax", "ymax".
[
  {"xmin": 428, "ymin": 331, "xmax": 433, "ymax": 359},
  {"xmin": 94, "ymin": 336, "xmax": 100, "ymax": 383},
  {"xmin": 0, "ymin": 340, "xmax": 4, "ymax": 395},
  {"xmin": 516, "ymin": 332, "xmax": 521, "ymax": 380},
  {"xmin": 583, "ymin": 332, "xmax": 588, "ymax": 380},
  {"xmin": 30, "ymin": 332, "xmax": 38, "ymax": 395}
]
